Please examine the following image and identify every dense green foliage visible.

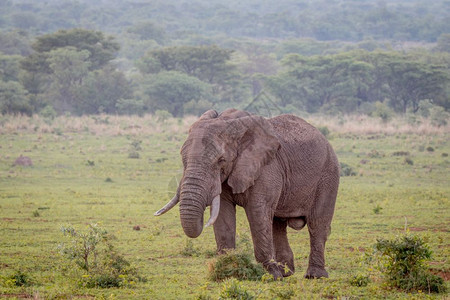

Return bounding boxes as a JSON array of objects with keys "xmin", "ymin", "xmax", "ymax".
[{"xmin": 0, "ymin": 0, "xmax": 449, "ymax": 117}]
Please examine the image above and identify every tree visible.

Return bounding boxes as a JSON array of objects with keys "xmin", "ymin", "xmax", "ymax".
[
  {"xmin": 0, "ymin": 53, "xmax": 22, "ymax": 82},
  {"xmin": 138, "ymin": 45, "xmax": 246, "ymax": 107},
  {"xmin": 127, "ymin": 22, "xmax": 166, "ymax": 44},
  {"xmin": 0, "ymin": 81, "xmax": 31, "ymax": 115},
  {"xmin": 19, "ymin": 29, "xmax": 126, "ymax": 115},
  {"xmin": 0, "ymin": 30, "xmax": 32, "ymax": 56},
  {"xmin": 76, "ymin": 66, "xmax": 132, "ymax": 114},
  {"xmin": 45, "ymin": 47, "xmax": 90, "ymax": 113},
  {"xmin": 140, "ymin": 71, "xmax": 212, "ymax": 117},
  {"xmin": 30, "ymin": 29, "xmax": 119, "ymax": 70}
]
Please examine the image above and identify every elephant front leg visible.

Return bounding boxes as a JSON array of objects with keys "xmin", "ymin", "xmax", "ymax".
[
  {"xmin": 213, "ymin": 197, "xmax": 236, "ymax": 253},
  {"xmin": 245, "ymin": 204, "xmax": 283, "ymax": 280}
]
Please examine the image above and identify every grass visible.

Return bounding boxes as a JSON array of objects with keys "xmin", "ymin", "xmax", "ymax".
[{"xmin": 0, "ymin": 113, "xmax": 449, "ymax": 299}]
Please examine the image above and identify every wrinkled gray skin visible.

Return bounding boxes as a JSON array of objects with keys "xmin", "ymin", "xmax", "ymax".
[{"xmin": 155, "ymin": 109, "xmax": 339, "ymax": 279}]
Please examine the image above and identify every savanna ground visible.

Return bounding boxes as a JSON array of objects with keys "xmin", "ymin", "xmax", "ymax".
[{"xmin": 0, "ymin": 114, "xmax": 448, "ymax": 299}]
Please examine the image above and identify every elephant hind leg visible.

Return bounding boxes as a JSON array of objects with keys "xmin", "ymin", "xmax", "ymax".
[
  {"xmin": 273, "ymin": 217, "xmax": 295, "ymax": 277},
  {"xmin": 305, "ymin": 176, "xmax": 338, "ymax": 279}
]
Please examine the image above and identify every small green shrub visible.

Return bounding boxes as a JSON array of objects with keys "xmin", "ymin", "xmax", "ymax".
[
  {"xmin": 208, "ymin": 250, "xmax": 265, "ymax": 282},
  {"xmin": 430, "ymin": 106, "xmax": 449, "ymax": 127},
  {"xmin": 11, "ymin": 270, "xmax": 32, "ymax": 287},
  {"xmin": 181, "ymin": 239, "xmax": 201, "ymax": 257},
  {"xmin": 426, "ymin": 146, "xmax": 434, "ymax": 152},
  {"xmin": 373, "ymin": 205, "xmax": 383, "ymax": 214},
  {"xmin": 155, "ymin": 109, "xmax": 172, "ymax": 123},
  {"xmin": 318, "ymin": 126, "xmax": 330, "ymax": 138},
  {"xmin": 128, "ymin": 151, "xmax": 140, "ymax": 159},
  {"xmin": 372, "ymin": 234, "xmax": 446, "ymax": 293},
  {"xmin": 404, "ymin": 157, "xmax": 414, "ymax": 165},
  {"xmin": 269, "ymin": 284, "xmax": 295, "ymax": 299},
  {"xmin": 368, "ymin": 149, "xmax": 385, "ymax": 158},
  {"xmin": 340, "ymin": 162, "xmax": 356, "ymax": 177},
  {"xmin": 219, "ymin": 278, "xmax": 255, "ymax": 300},
  {"xmin": 40, "ymin": 105, "xmax": 57, "ymax": 121},
  {"xmin": 349, "ymin": 274, "xmax": 370, "ymax": 287},
  {"xmin": 59, "ymin": 223, "xmax": 143, "ymax": 288},
  {"xmin": 372, "ymin": 101, "xmax": 394, "ymax": 122},
  {"xmin": 32, "ymin": 210, "xmax": 40, "ymax": 217}
]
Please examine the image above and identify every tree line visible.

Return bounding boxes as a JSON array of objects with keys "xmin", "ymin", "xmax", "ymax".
[
  {"xmin": 0, "ymin": 28, "xmax": 449, "ymax": 118},
  {"xmin": 1, "ymin": 0, "xmax": 449, "ymax": 43}
]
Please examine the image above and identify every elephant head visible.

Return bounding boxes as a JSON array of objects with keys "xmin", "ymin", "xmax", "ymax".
[{"xmin": 155, "ymin": 109, "xmax": 280, "ymax": 238}]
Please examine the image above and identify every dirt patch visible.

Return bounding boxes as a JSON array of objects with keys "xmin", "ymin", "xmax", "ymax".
[
  {"xmin": 0, "ymin": 294, "xmax": 33, "ymax": 299},
  {"xmin": 13, "ymin": 155, "xmax": 33, "ymax": 166},
  {"xmin": 347, "ymin": 246, "xmax": 366, "ymax": 252},
  {"xmin": 409, "ymin": 227, "xmax": 426, "ymax": 231},
  {"xmin": 430, "ymin": 269, "xmax": 450, "ymax": 281}
]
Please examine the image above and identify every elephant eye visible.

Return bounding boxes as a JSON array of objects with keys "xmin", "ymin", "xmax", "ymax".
[{"xmin": 218, "ymin": 156, "xmax": 226, "ymax": 163}]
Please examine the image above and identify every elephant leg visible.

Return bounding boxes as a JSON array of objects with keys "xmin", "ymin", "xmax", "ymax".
[
  {"xmin": 272, "ymin": 217, "xmax": 295, "ymax": 277},
  {"xmin": 305, "ymin": 179, "xmax": 337, "ymax": 279},
  {"xmin": 245, "ymin": 204, "xmax": 283, "ymax": 280},
  {"xmin": 213, "ymin": 196, "xmax": 236, "ymax": 253},
  {"xmin": 305, "ymin": 220, "xmax": 329, "ymax": 278}
]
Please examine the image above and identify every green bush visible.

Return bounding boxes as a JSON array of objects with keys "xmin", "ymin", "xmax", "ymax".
[
  {"xmin": 59, "ymin": 223, "xmax": 143, "ymax": 288},
  {"xmin": 404, "ymin": 157, "xmax": 414, "ymax": 165},
  {"xmin": 208, "ymin": 250, "xmax": 265, "ymax": 282},
  {"xmin": 317, "ymin": 126, "xmax": 330, "ymax": 138},
  {"xmin": 349, "ymin": 274, "xmax": 370, "ymax": 287},
  {"xmin": 372, "ymin": 101, "xmax": 394, "ymax": 122},
  {"xmin": 181, "ymin": 239, "xmax": 201, "ymax": 257},
  {"xmin": 340, "ymin": 162, "xmax": 356, "ymax": 177},
  {"xmin": 219, "ymin": 278, "xmax": 255, "ymax": 300},
  {"xmin": 372, "ymin": 234, "xmax": 446, "ymax": 293}
]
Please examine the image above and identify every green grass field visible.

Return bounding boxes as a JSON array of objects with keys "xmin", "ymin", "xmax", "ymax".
[{"xmin": 0, "ymin": 115, "xmax": 448, "ymax": 299}]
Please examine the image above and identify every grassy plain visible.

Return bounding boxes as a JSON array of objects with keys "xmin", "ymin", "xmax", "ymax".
[{"xmin": 0, "ymin": 114, "xmax": 449, "ymax": 299}]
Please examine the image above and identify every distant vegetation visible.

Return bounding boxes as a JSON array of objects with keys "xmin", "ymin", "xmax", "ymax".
[{"xmin": 0, "ymin": 0, "xmax": 449, "ymax": 118}]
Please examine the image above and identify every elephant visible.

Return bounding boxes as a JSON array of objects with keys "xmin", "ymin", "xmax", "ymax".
[{"xmin": 155, "ymin": 109, "xmax": 340, "ymax": 279}]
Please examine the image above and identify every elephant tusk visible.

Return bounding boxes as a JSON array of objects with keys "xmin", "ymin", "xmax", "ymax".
[
  {"xmin": 154, "ymin": 194, "xmax": 179, "ymax": 216},
  {"xmin": 204, "ymin": 195, "xmax": 220, "ymax": 228}
]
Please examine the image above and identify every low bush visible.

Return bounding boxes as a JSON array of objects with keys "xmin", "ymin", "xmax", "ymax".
[
  {"xmin": 219, "ymin": 278, "xmax": 255, "ymax": 300},
  {"xmin": 208, "ymin": 250, "xmax": 265, "ymax": 282},
  {"xmin": 59, "ymin": 223, "xmax": 144, "ymax": 288},
  {"xmin": 372, "ymin": 234, "xmax": 446, "ymax": 293},
  {"xmin": 340, "ymin": 162, "xmax": 356, "ymax": 177},
  {"xmin": 349, "ymin": 274, "xmax": 370, "ymax": 287}
]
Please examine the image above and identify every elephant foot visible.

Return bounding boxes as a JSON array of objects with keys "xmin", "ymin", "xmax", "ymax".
[
  {"xmin": 277, "ymin": 262, "xmax": 294, "ymax": 277},
  {"xmin": 266, "ymin": 263, "xmax": 284, "ymax": 280},
  {"xmin": 304, "ymin": 266, "xmax": 328, "ymax": 279}
]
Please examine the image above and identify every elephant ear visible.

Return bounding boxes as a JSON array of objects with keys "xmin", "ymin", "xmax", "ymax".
[{"xmin": 227, "ymin": 116, "xmax": 280, "ymax": 194}]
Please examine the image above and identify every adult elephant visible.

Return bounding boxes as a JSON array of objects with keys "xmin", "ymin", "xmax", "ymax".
[{"xmin": 155, "ymin": 109, "xmax": 339, "ymax": 279}]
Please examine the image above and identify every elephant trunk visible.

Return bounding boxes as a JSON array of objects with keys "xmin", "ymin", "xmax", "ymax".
[
  {"xmin": 179, "ymin": 168, "xmax": 221, "ymax": 238},
  {"xmin": 179, "ymin": 175, "xmax": 208, "ymax": 238}
]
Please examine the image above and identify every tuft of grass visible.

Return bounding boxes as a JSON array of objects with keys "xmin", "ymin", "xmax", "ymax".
[
  {"xmin": 180, "ymin": 239, "xmax": 201, "ymax": 257},
  {"xmin": 219, "ymin": 278, "xmax": 256, "ymax": 300},
  {"xmin": 372, "ymin": 205, "xmax": 383, "ymax": 215},
  {"xmin": 349, "ymin": 274, "xmax": 370, "ymax": 287},
  {"xmin": 208, "ymin": 250, "xmax": 265, "ymax": 282}
]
